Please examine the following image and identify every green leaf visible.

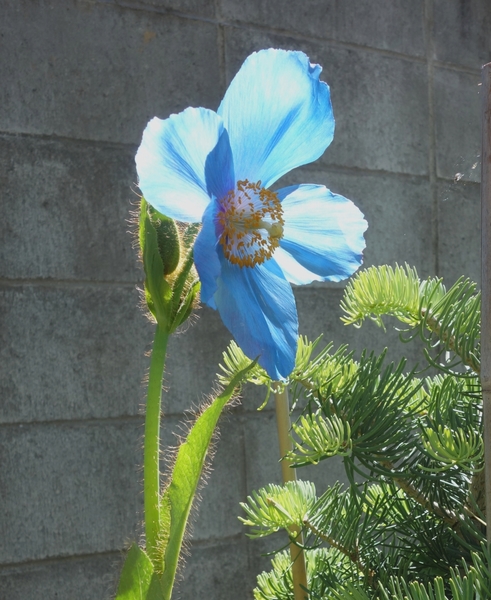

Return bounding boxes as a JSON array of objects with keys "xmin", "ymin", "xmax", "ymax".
[
  {"xmin": 115, "ymin": 543, "xmax": 164, "ymax": 600},
  {"xmin": 172, "ymin": 285, "xmax": 199, "ymax": 331},
  {"xmin": 158, "ymin": 361, "xmax": 257, "ymax": 600},
  {"xmin": 169, "ymin": 247, "xmax": 195, "ymax": 316}
]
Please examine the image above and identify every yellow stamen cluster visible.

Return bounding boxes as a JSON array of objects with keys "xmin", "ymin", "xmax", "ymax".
[{"xmin": 217, "ymin": 179, "xmax": 285, "ymax": 268}]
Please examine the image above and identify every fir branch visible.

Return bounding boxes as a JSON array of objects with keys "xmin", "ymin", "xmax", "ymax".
[
  {"xmin": 386, "ymin": 466, "xmax": 459, "ymax": 528},
  {"xmin": 422, "ymin": 309, "xmax": 480, "ymax": 374},
  {"xmin": 341, "ymin": 265, "xmax": 481, "ymax": 374},
  {"xmin": 303, "ymin": 515, "xmax": 375, "ymax": 585}
]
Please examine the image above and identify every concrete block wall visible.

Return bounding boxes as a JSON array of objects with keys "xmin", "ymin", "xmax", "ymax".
[{"xmin": 1, "ymin": 1, "xmax": 489, "ymax": 598}]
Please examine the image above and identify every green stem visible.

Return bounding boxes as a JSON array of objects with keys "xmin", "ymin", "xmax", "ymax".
[
  {"xmin": 144, "ymin": 323, "xmax": 169, "ymax": 560},
  {"xmin": 274, "ymin": 387, "xmax": 309, "ymax": 600}
]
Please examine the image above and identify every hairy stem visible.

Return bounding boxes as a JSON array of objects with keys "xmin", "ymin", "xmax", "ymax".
[{"xmin": 144, "ymin": 324, "xmax": 169, "ymax": 561}]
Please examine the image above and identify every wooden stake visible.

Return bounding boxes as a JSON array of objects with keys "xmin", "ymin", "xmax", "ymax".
[
  {"xmin": 481, "ymin": 62, "xmax": 491, "ymax": 542},
  {"xmin": 274, "ymin": 387, "xmax": 309, "ymax": 599}
]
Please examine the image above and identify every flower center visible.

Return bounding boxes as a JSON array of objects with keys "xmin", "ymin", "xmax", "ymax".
[{"xmin": 217, "ymin": 179, "xmax": 284, "ymax": 268}]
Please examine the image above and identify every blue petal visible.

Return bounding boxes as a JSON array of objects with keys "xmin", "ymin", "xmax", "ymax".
[
  {"xmin": 213, "ymin": 251, "xmax": 298, "ymax": 379},
  {"xmin": 204, "ymin": 126, "xmax": 235, "ymax": 201},
  {"xmin": 194, "ymin": 200, "xmax": 221, "ymax": 309},
  {"xmin": 275, "ymin": 185, "xmax": 367, "ymax": 283},
  {"xmin": 218, "ymin": 49, "xmax": 334, "ymax": 188},
  {"xmin": 135, "ymin": 108, "xmax": 233, "ymax": 222}
]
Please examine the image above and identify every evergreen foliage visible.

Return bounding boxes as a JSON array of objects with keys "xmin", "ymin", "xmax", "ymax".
[{"xmin": 221, "ymin": 265, "xmax": 488, "ymax": 599}]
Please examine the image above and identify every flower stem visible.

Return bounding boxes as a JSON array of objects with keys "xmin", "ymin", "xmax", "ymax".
[
  {"xmin": 274, "ymin": 387, "xmax": 308, "ymax": 600},
  {"xmin": 144, "ymin": 323, "xmax": 169, "ymax": 560}
]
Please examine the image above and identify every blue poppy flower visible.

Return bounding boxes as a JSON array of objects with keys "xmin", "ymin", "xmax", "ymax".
[{"xmin": 136, "ymin": 49, "xmax": 367, "ymax": 380}]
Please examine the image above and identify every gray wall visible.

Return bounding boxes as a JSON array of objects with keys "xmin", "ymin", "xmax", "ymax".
[{"xmin": 1, "ymin": 1, "xmax": 489, "ymax": 599}]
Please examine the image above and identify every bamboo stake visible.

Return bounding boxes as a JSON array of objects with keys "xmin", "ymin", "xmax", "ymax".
[
  {"xmin": 274, "ymin": 387, "xmax": 308, "ymax": 599},
  {"xmin": 481, "ymin": 62, "xmax": 491, "ymax": 542}
]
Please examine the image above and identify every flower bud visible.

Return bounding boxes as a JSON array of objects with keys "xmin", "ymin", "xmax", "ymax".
[
  {"xmin": 139, "ymin": 198, "xmax": 200, "ymax": 333},
  {"xmin": 147, "ymin": 205, "xmax": 181, "ymax": 276}
]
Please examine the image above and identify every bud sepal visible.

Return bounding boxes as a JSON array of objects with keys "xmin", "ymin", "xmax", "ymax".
[{"xmin": 139, "ymin": 197, "xmax": 200, "ymax": 333}]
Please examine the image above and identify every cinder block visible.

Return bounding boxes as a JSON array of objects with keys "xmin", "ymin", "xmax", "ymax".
[
  {"xmin": 295, "ymin": 286, "xmax": 425, "ymax": 370},
  {"xmin": 433, "ymin": 67, "xmax": 481, "ymax": 183},
  {"xmin": 328, "ymin": 171, "xmax": 434, "ymax": 275},
  {"xmin": 242, "ymin": 409, "xmax": 293, "ymax": 493},
  {"xmin": 163, "ymin": 305, "xmax": 236, "ymax": 415},
  {"xmin": 242, "ymin": 410, "xmax": 348, "ymax": 498},
  {"xmin": 437, "ymin": 179, "xmax": 481, "ymax": 286},
  {"xmin": 162, "ymin": 281, "xmax": 416, "ymax": 420},
  {"xmin": 0, "ymin": 553, "xmax": 120, "ymax": 600},
  {"xmin": 218, "ymin": 0, "xmax": 336, "ymax": 39},
  {"xmin": 278, "ymin": 166, "xmax": 435, "ymax": 276},
  {"xmin": 247, "ymin": 534, "xmax": 289, "ymax": 594},
  {"xmin": 0, "ymin": 420, "xmax": 143, "ymax": 564},
  {"xmin": 334, "ymin": 0, "xmax": 425, "ymax": 57},
  {"xmin": 191, "ymin": 413, "xmax": 246, "ymax": 541},
  {"xmin": 135, "ymin": 0, "xmax": 216, "ymax": 17},
  {"xmin": 0, "ymin": 534, "xmax": 261, "ymax": 600},
  {"xmin": 224, "ymin": 28, "xmax": 429, "ymax": 176},
  {"xmin": 174, "ymin": 538, "xmax": 254, "ymax": 600},
  {"xmin": 219, "ymin": 0, "xmax": 425, "ymax": 58},
  {"xmin": 159, "ymin": 412, "xmax": 246, "ymax": 542},
  {"xmin": 0, "ymin": 285, "xmax": 153, "ymax": 423},
  {"xmin": 433, "ymin": 0, "xmax": 491, "ymax": 69},
  {"xmin": 0, "ymin": 134, "xmax": 141, "ymax": 281},
  {"xmin": 300, "ymin": 450, "xmax": 353, "ymax": 498},
  {"xmin": 0, "ymin": 1, "xmax": 221, "ymax": 144}
]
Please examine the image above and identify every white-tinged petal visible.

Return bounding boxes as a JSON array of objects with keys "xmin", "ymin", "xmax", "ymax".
[
  {"xmin": 273, "ymin": 246, "xmax": 325, "ymax": 285},
  {"xmin": 135, "ymin": 108, "xmax": 233, "ymax": 222},
  {"xmin": 218, "ymin": 49, "xmax": 334, "ymax": 188},
  {"xmin": 276, "ymin": 184, "xmax": 367, "ymax": 283}
]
